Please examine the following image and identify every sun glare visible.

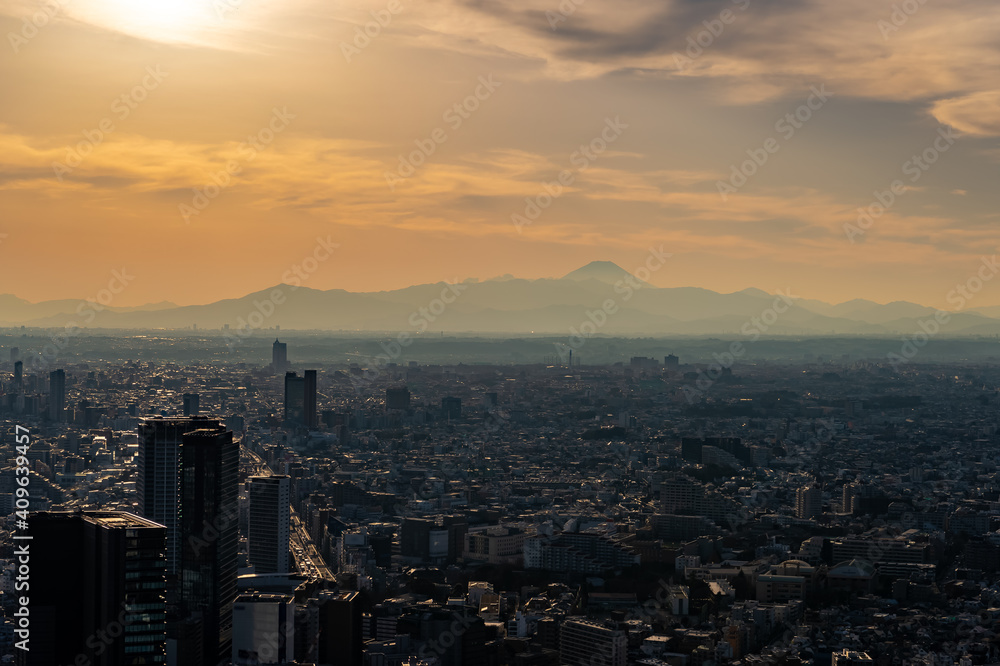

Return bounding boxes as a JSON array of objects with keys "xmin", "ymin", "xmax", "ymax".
[{"xmin": 67, "ymin": 0, "xmax": 231, "ymax": 45}]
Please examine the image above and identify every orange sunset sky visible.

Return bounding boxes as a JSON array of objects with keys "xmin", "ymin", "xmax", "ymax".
[{"xmin": 1, "ymin": 0, "xmax": 998, "ymax": 308}]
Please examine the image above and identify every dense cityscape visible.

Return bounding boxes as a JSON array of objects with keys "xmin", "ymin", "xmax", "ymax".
[
  {"xmin": 3, "ymin": 335, "xmax": 1000, "ymax": 665},
  {"xmin": 4, "ymin": 0, "xmax": 998, "ymax": 661}
]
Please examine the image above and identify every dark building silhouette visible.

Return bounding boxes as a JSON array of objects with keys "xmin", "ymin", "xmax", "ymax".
[
  {"xmin": 284, "ymin": 371, "xmax": 304, "ymax": 425},
  {"xmin": 317, "ymin": 590, "xmax": 364, "ymax": 666},
  {"xmin": 183, "ymin": 393, "xmax": 200, "ymax": 416},
  {"xmin": 400, "ymin": 517, "xmax": 434, "ymax": 560},
  {"xmin": 20, "ymin": 511, "xmax": 167, "ymax": 666},
  {"xmin": 179, "ymin": 426, "xmax": 239, "ymax": 666},
  {"xmin": 272, "ymin": 339, "xmax": 288, "ymax": 372},
  {"xmin": 284, "ymin": 370, "xmax": 317, "ymax": 428},
  {"xmin": 441, "ymin": 396, "xmax": 462, "ymax": 419},
  {"xmin": 138, "ymin": 416, "xmax": 224, "ymax": 575},
  {"xmin": 47, "ymin": 369, "xmax": 65, "ymax": 422},
  {"xmin": 248, "ymin": 475, "xmax": 291, "ymax": 573},
  {"xmin": 386, "ymin": 386, "xmax": 410, "ymax": 411},
  {"xmin": 137, "ymin": 417, "xmax": 237, "ymax": 666},
  {"xmin": 397, "ymin": 605, "xmax": 487, "ymax": 666},
  {"xmin": 304, "ymin": 369, "xmax": 317, "ymax": 429},
  {"xmin": 13, "ymin": 360, "xmax": 22, "ymax": 388},
  {"xmin": 400, "ymin": 516, "xmax": 467, "ymax": 564},
  {"xmin": 664, "ymin": 354, "xmax": 680, "ymax": 370}
]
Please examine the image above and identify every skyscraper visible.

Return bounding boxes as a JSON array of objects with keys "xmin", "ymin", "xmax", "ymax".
[
  {"xmin": 22, "ymin": 510, "xmax": 167, "ymax": 666},
  {"xmin": 303, "ymin": 369, "xmax": 317, "ymax": 429},
  {"xmin": 13, "ymin": 360, "xmax": 22, "ymax": 388},
  {"xmin": 283, "ymin": 370, "xmax": 317, "ymax": 427},
  {"xmin": 796, "ymin": 485, "xmax": 823, "ymax": 519},
  {"xmin": 183, "ymin": 393, "xmax": 200, "ymax": 416},
  {"xmin": 272, "ymin": 339, "xmax": 287, "ymax": 372},
  {"xmin": 180, "ymin": 426, "xmax": 239, "ymax": 666},
  {"xmin": 137, "ymin": 417, "xmax": 238, "ymax": 666},
  {"xmin": 284, "ymin": 371, "xmax": 304, "ymax": 425},
  {"xmin": 138, "ymin": 416, "xmax": 224, "ymax": 575},
  {"xmin": 47, "ymin": 368, "xmax": 65, "ymax": 422},
  {"xmin": 248, "ymin": 475, "xmax": 291, "ymax": 574}
]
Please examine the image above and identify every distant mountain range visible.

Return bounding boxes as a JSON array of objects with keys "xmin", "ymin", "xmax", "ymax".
[{"xmin": 5, "ymin": 262, "xmax": 1000, "ymax": 336}]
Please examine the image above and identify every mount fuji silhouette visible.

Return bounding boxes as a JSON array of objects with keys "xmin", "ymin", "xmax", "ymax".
[{"xmin": 3, "ymin": 263, "xmax": 1000, "ymax": 335}]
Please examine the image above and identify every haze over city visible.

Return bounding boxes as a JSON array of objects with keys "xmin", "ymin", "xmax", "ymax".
[{"xmin": 6, "ymin": 1, "xmax": 1000, "ymax": 666}]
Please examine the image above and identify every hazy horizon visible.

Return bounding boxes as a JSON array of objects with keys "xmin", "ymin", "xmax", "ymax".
[
  {"xmin": 3, "ymin": 0, "xmax": 1000, "ymax": 310},
  {"xmin": 0, "ymin": 264, "xmax": 971, "ymax": 310}
]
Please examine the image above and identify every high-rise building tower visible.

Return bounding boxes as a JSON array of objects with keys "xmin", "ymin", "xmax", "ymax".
[
  {"xmin": 179, "ymin": 426, "xmax": 239, "ymax": 666},
  {"xmin": 14, "ymin": 360, "xmax": 22, "ymax": 388},
  {"xmin": 303, "ymin": 369, "xmax": 317, "ymax": 429},
  {"xmin": 284, "ymin": 371, "xmax": 304, "ymax": 425},
  {"xmin": 283, "ymin": 370, "xmax": 317, "ymax": 427},
  {"xmin": 47, "ymin": 369, "xmax": 65, "ymax": 422},
  {"xmin": 796, "ymin": 485, "xmax": 823, "ymax": 519},
  {"xmin": 21, "ymin": 510, "xmax": 167, "ymax": 666},
  {"xmin": 272, "ymin": 339, "xmax": 288, "ymax": 373},
  {"xmin": 138, "ymin": 417, "xmax": 238, "ymax": 666},
  {"xmin": 183, "ymin": 393, "xmax": 200, "ymax": 416},
  {"xmin": 248, "ymin": 475, "xmax": 291, "ymax": 573},
  {"xmin": 138, "ymin": 416, "xmax": 224, "ymax": 575}
]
